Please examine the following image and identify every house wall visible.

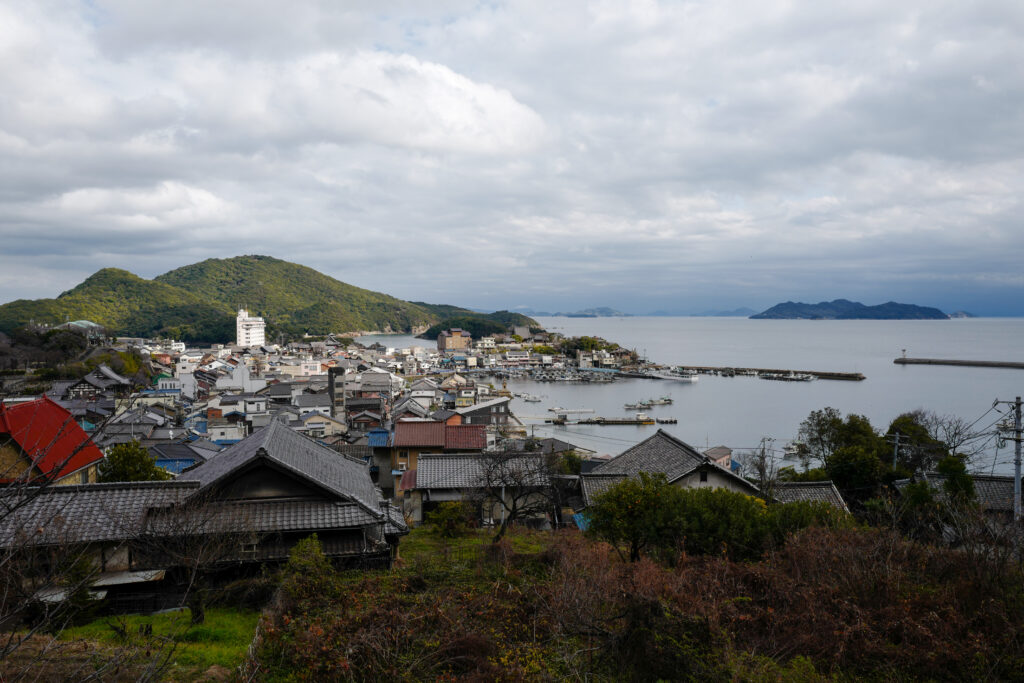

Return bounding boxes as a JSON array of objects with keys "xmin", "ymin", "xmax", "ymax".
[{"xmin": 675, "ymin": 468, "xmax": 756, "ymax": 495}]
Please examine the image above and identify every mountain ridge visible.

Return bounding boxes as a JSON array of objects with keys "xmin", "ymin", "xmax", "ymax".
[{"xmin": 0, "ymin": 255, "xmax": 536, "ymax": 342}]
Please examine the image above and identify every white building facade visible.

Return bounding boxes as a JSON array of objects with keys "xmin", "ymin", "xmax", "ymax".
[{"xmin": 236, "ymin": 308, "xmax": 266, "ymax": 347}]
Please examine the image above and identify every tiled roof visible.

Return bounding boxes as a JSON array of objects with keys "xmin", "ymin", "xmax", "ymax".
[
  {"xmin": 415, "ymin": 454, "xmax": 485, "ymax": 488},
  {"xmin": 145, "ymin": 499, "xmax": 381, "ymax": 535},
  {"xmin": 393, "ymin": 421, "xmax": 445, "ymax": 447},
  {"xmin": 920, "ymin": 472, "xmax": 1022, "ymax": 513},
  {"xmin": 179, "ymin": 420, "xmax": 382, "ymax": 516},
  {"xmin": 774, "ymin": 481, "xmax": 849, "ymax": 511},
  {"xmin": 416, "ymin": 452, "xmax": 549, "ymax": 489},
  {"xmin": 0, "ymin": 397, "xmax": 105, "ymax": 482},
  {"xmin": 444, "ymin": 425, "xmax": 486, "ymax": 450},
  {"xmin": 0, "ymin": 481, "xmax": 199, "ymax": 546},
  {"xmin": 580, "ymin": 473, "xmax": 628, "ymax": 506},
  {"xmin": 384, "ymin": 504, "xmax": 409, "ymax": 535},
  {"xmin": 592, "ymin": 429, "xmax": 704, "ymax": 482}
]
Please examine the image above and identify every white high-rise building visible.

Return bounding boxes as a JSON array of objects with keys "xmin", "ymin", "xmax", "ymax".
[{"xmin": 236, "ymin": 308, "xmax": 266, "ymax": 347}]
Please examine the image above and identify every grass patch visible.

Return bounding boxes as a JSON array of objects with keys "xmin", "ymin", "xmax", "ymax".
[{"xmin": 62, "ymin": 607, "xmax": 259, "ymax": 679}]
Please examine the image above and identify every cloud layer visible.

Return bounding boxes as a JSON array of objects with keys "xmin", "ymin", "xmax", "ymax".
[{"xmin": 2, "ymin": 1, "xmax": 1022, "ymax": 314}]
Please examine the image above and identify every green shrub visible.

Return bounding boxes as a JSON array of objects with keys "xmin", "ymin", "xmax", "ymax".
[{"xmin": 426, "ymin": 501, "xmax": 474, "ymax": 538}]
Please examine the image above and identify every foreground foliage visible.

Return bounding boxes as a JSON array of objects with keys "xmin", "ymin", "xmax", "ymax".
[{"xmin": 252, "ymin": 525, "xmax": 1024, "ymax": 681}]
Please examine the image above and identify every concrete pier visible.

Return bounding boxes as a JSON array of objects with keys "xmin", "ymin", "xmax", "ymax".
[
  {"xmin": 675, "ymin": 366, "xmax": 866, "ymax": 381},
  {"xmin": 894, "ymin": 358, "xmax": 1024, "ymax": 370}
]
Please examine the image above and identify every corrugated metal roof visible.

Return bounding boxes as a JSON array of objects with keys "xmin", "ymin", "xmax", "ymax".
[
  {"xmin": 0, "ymin": 397, "xmax": 105, "ymax": 482},
  {"xmin": 393, "ymin": 421, "xmax": 445, "ymax": 447}
]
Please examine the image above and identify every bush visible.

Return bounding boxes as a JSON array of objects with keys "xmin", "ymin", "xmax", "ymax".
[
  {"xmin": 588, "ymin": 478, "xmax": 853, "ymax": 564},
  {"xmin": 425, "ymin": 501, "xmax": 473, "ymax": 538}
]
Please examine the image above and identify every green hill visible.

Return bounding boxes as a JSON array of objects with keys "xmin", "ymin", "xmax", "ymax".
[{"xmin": 0, "ymin": 256, "xmax": 537, "ymax": 342}]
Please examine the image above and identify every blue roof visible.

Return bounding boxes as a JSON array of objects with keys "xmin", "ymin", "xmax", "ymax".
[{"xmin": 367, "ymin": 429, "xmax": 390, "ymax": 448}]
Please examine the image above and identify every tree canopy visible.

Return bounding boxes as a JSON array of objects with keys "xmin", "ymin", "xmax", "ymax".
[{"xmin": 97, "ymin": 441, "xmax": 172, "ymax": 482}]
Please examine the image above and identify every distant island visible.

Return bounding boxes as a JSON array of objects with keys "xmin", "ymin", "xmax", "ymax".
[
  {"xmin": 751, "ymin": 299, "xmax": 949, "ymax": 320},
  {"xmin": 516, "ymin": 307, "xmax": 631, "ymax": 318}
]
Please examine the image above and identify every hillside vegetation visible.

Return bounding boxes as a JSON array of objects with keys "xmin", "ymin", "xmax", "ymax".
[{"xmin": 0, "ymin": 255, "xmax": 533, "ymax": 342}]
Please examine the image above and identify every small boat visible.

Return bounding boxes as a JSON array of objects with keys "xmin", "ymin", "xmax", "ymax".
[
  {"xmin": 522, "ymin": 394, "xmax": 542, "ymax": 402},
  {"xmin": 624, "ymin": 401, "xmax": 650, "ymax": 410},
  {"xmin": 646, "ymin": 396, "xmax": 673, "ymax": 405}
]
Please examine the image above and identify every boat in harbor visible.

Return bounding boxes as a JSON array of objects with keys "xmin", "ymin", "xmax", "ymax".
[
  {"xmin": 669, "ymin": 368, "xmax": 699, "ymax": 382},
  {"xmin": 548, "ymin": 407, "xmax": 596, "ymax": 414},
  {"xmin": 646, "ymin": 396, "xmax": 673, "ymax": 405},
  {"xmin": 522, "ymin": 394, "xmax": 542, "ymax": 402}
]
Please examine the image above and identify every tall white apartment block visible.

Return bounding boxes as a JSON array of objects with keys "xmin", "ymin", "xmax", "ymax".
[{"xmin": 236, "ymin": 308, "xmax": 266, "ymax": 347}]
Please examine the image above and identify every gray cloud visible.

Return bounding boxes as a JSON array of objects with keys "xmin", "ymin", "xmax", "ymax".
[{"xmin": 1, "ymin": 1, "xmax": 1023, "ymax": 316}]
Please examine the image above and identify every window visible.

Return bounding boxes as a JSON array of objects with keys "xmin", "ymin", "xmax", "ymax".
[{"xmin": 699, "ymin": 470, "xmax": 708, "ymax": 483}]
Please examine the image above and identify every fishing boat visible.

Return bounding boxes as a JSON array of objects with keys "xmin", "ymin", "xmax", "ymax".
[
  {"xmin": 522, "ymin": 394, "xmax": 542, "ymax": 402},
  {"xmin": 669, "ymin": 368, "xmax": 699, "ymax": 382}
]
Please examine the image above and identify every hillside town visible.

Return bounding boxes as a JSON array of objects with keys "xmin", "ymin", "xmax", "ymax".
[
  {"xmin": 3, "ymin": 307, "xmax": 1023, "ymax": 680},
  {"xmin": 0, "ymin": 309, "xmax": 855, "ymax": 604}
]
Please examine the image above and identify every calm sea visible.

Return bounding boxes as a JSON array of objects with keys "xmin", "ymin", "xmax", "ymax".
[{"xmin": 358, "ymin": 317, "xmax": 1024, "ymax": 472}]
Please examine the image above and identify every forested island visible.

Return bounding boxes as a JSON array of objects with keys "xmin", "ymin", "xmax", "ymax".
[{"xmin": 751, "ymin": 299, "xmax": 949, "ymax": 320}]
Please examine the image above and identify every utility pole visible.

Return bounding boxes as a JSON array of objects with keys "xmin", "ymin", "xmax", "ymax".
[
  {"xmin": 1015, "ymin": 396, "xmax": 1022, "ymax": 524},
  {"xmin": 886, "ymin": 431, "xmax": 907, "ymax": 468},
  {"xmin": 995, "ymin": 396, "xmax": 1022, "ymax": 523}
]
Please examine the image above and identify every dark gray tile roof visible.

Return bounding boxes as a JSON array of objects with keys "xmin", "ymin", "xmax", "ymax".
[
  {"xmin": 384, "ymin": 504, "xmax": 408, "ymax": 535},
  {"xmin": 774, "ymin": 481, "xmax": 849, "ymax": 511},
  {"xmin": 580, "ymin": 473, "xmax": 628, "ymax": 506},
  {"xmin": 0, "ymin": 481, "xmax": 199, "ymax": 546},
  {"xmin": 592, "ymin": 429, "xmax": 705, "ymax": 482},
  {"xmin": 145, "ymin": 499, "xmax": 381, "ymax": 535},
  {"xmin": 920, "ymin": 472, "xmax": 1021, "ymax": 513},
  {"xmin": 416, "ymin": 452, "xmax": 549, "ymax": 489},
  {"xmin": 179, "ymin": 420, "xmax": 382, "ymax": 517},
  {"xmin": 294, "ymin": 394, "xmax": 330, "ymax": 408}
]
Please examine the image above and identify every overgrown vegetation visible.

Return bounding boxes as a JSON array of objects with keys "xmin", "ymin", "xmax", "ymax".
[{"xmin": 252, "ymin": 522, "xmax": 1024, "ymax": 681}]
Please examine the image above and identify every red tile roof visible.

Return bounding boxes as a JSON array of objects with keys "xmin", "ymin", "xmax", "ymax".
[
  {"xmin": 444, "ymin": 425, "xmax": 486, "ymax": 450},
  {"xmin": 393, "ymin": 421, "xmax": 445, "ymax": 447},
  {"xmin": 0, "ymin": 397, "xmax": 104, "ymax": 482}
]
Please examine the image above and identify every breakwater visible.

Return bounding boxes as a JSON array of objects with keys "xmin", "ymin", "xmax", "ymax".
[
  {"xmin": 894, "ymin": 358, "xmax": 1024, "ymax": 370},
  {"xmin": 675, "ymin": 365, "xmax": 865, "ymax": 381}
]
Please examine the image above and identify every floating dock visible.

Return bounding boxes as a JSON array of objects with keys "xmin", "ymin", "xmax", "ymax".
[
  {"xmin": 894, "ymin": 358, "xmax": 1024, "ymax": 370},
  {"xmin": 675, "ymin": 365, "xmax": 865, "ymax": 381}
]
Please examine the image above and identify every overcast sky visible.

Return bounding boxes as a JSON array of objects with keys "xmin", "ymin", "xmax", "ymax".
[{"xmin": 2, "ymin": 1, "xmax": 1022, "ymax": 315}]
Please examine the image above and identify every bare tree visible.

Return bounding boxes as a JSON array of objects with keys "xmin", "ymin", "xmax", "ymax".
[
  {"xmin": 736, "ymin": 437, "xmax": 780, "ymax": 499},
  {"xmin": 133, "ymin": 490, "xmax": 257, "ymax": 625},
  {"xmin": 470, "ymin": 451, "xmax": 561, "ymax": 543}
]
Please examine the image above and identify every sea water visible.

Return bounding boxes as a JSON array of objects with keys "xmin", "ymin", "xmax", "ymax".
[{"xmin": 360, "ymin": 317, "xmax": 1024, "ymax": 471}]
